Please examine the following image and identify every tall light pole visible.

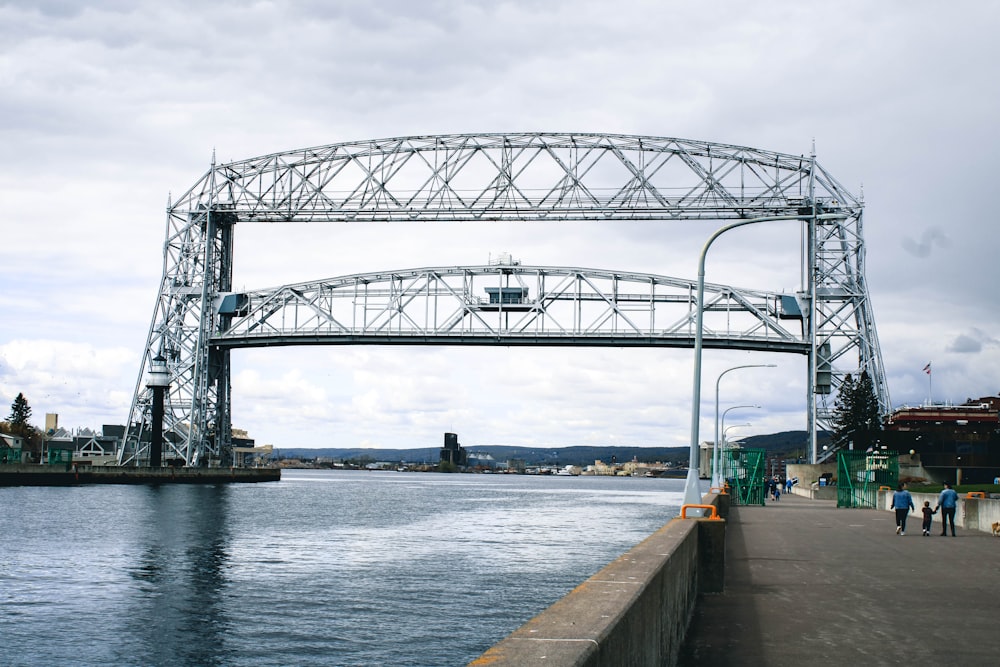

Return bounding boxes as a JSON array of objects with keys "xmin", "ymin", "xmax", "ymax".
[
  {"xmin": 722, "ymin": 407, "xmax": 758, "ymax": 440},
  {"xmin": 683, "ymin": 212, "xmax": 847, "ymax": 513},
  {"xmin": 714, "ymin": 404, "xmax": 759, "ymax": 486},
  {"xmin": 723, "ymin": 423, "xmax": 752, "ymax": 450},
  {"xmin": 713, "ymin": 364, "xmax": 774, "ymax": 486}
]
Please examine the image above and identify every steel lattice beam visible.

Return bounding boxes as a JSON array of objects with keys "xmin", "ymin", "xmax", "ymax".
[
  {"xmin": 120, "ymin": 133, "xmax": 888, "ymax": 466},
  {"xmin": 212, "ymin": 265, "xmax": 808, "ymax": 351}
]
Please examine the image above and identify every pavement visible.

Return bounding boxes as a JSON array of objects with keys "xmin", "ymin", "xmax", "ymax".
[{"xmin": 678, "ymin": 492, "xmax": 999, "ymax": 666}]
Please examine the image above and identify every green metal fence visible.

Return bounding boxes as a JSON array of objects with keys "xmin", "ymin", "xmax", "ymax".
[
  {"xmin": 836, "ymin": 450, "xmax": 899, "ymax": 508},
  {"xmin": 46, "ymin": 448, "xmax": 74, "ymax": 467},
  {"xmin": 1, "ymin": 447, "xmax": 22, "ymax": 464},
  {"xmin": 723, "ymin": 447, "xmax": 767, "ymax": 506}
]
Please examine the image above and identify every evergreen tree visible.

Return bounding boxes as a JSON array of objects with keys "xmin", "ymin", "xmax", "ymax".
[
  {"xmin": 832, "ymin": 371, "xmax": 882, "ymax": 450},
  {"xmin": 7, "ymin": 393, "xmax": 33, "ymax": 433},
  {"xmin": 855, "ymin": 371, "xmax": 882, "ymax": 433},
  {"xmin": 832, "ymin": 373, "xmax": 856, "ymax": 442}
]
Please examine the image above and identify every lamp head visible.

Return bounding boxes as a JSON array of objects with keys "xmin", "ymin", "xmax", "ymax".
[{"xmin": 146, "ymin": 355, "xmax": 171, "ymax": 388}]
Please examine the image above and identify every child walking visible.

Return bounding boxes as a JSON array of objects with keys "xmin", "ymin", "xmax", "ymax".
[{"xmin": 921, "ymin": 500, "xmax": 937, "ymax": 536}]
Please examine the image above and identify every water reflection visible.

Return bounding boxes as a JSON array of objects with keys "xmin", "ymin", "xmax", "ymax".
[
  {"xmin": 120, "ymin": 484, "xmax": 232, "ymax": 666},
  {"xmin": 3, "ymin": 472, "xmax": 683, "ymax": 666}
]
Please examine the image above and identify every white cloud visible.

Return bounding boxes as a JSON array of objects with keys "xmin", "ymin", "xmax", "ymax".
[
  {"xmin": 0, "ymin": 339, "xmax": 134, "ymax": 429},
  {"xmin": 2, "ymin": 0, "xmax": 999, "ymax": 449}
]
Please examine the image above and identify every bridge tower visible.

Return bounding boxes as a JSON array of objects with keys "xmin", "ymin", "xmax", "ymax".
[{"xmin": 118, "ymin": 133, "xmax": 888, "ymax": 467}]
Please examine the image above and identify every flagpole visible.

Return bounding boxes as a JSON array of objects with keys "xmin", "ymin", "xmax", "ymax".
[{"xmin": 924, "ymin": 362, "xmax": 932, "ymax": 405}]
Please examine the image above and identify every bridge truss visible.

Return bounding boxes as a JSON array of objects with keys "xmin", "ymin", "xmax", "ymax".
[
  {"xmin": 120, "ymin": 133, "xmax": 888, "ymax": 466},
  {"xmin": 214, "ymin": 265, "xmax": 811, "ymax": 351}
]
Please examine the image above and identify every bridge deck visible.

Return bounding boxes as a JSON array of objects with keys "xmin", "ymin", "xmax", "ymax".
[{"xmin": 680, "ymin": 494, "xmax": 998, "ymax": 665}]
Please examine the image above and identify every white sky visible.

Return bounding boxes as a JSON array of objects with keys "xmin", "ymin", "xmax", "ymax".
[{"xmin": 2, "ymin": 1, "xmax": 998, "ymax": 450}]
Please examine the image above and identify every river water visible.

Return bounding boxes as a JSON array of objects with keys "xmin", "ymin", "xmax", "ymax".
[{"xmin": 0, "ymin": 469, "xmax": 684, "ymax": 666}]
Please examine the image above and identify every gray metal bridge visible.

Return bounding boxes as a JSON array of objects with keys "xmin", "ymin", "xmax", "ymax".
[
  {"xmin": 213, "ymin": 264, "xmax": 810, "ymax": 352},
  {"xmin": 120, "ymin": 132, "xmax": 889, "ymax": 467}
]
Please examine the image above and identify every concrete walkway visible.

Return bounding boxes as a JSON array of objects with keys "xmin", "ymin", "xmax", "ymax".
[{"xmin": 679, "ymin": 493, "xmax": 999, "ymax": 666}]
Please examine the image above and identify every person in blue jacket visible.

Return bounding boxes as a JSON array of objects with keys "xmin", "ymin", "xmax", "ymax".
[
  {"xmin": 936, "ymin": 482, "xmax": 959, "ymax": 536},
  {"xmin": 890, "ymin": 483, "xmax": 914, "ymax": 535}
]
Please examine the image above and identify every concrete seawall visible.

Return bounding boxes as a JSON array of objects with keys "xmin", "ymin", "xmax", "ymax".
[
  {"xmin": 470, "ymin": 493, "xmax": 728, "ymax": 667},
  {"xmin": 0, "ymin": 464, "xmax": 280, "ymax": 485}
]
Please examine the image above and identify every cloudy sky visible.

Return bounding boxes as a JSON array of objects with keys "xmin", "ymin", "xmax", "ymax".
[{"xmin": 2, "ymin": 1, "xmax": 998, "ymax": 452}]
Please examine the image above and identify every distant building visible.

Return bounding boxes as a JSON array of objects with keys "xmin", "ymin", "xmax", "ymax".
[
  {"xmin": 505, "ymin": 458, "xmax": 526, "ymax": 473},
  {"xmin": 882, "ymin": 396, "xmax": 1000, "ymax": 484},
  {"xmin": 622, "ymin": 457, "xmax": 673, "ymax": 477},
  {"xmin": 467, "ymin": 451, "xmax": 495, "ymax": 469},
  {"xmin": 1, "ymin": 432, "xmax": 25, "ymax": 463},
  {"xmin": 765, "ymin": 454, "xmax": 793, "ymax": 481},
  {"xmin": 440, "ymin": 432, "xmax": 467, "ymax": 467},
  {"xmin": 589, "ymin": 459, "xmax": 623, "ymax": 476}
]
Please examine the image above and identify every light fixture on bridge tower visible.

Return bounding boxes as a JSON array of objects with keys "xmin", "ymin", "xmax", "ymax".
[{"xmin": 146, "ymin": 354, "xmax": 170, "ymax": 468}]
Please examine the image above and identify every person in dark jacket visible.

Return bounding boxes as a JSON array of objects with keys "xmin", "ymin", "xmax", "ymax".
[{"xmin": 920, "ymin": 500, "xmax": 937, "ymax": 536}]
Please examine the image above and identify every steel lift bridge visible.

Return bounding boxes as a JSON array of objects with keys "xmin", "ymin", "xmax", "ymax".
[{"xmin": 119, "ymin": 133, "xmax": 889, "ymax": 468}]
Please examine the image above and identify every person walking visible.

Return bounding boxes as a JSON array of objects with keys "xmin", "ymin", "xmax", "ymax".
[
  {"xmin": 936, "ymin": 482, "xmax": 959, "ymax": 536},
  {"xmin": 890, "ymin": 483, "xmax": 914, "ymax": 535},
  {"xmin": 920, "ymin": 500, "xmax": 937, "ymax": 536}
]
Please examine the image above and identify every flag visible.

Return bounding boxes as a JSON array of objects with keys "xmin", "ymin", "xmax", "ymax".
[{"xmin": 923, "ymin": 362, "xmax": 931, "ymax": 375}]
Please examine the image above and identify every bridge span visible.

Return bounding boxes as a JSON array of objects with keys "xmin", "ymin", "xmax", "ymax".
[
  {"xmin": 212, "ymin": 264, "xmax": 811, "ymax": 353},
  {"xmin": 119, "ymin": 132, "xmax": 888, "ymax": 467}
]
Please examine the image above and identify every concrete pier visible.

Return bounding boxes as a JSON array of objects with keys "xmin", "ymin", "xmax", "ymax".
[
  {"xmin": 679, "ymin": 494, "xmax": 999, "ymax": 665},
  {"xmin": 0, "ymin": 464, "xmax": 280, "ymax": 486}
]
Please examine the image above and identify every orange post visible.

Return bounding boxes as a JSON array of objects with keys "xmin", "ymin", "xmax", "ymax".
[{"xmin": 680, "ymin": 504, "xmax": 721, "ymax": 519}]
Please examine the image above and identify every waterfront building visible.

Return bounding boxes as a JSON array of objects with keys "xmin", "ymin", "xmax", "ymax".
[
  {"xmin": 439, "ymin": 432, "xmax": 468, "ymax": 467},
  {"xmin": 1, "ymin": 432, "xmax": 25, "ymax": 463},
  {"xmin": 881, "ymin": 396, "xmax": 1000, "ymax": 484}
]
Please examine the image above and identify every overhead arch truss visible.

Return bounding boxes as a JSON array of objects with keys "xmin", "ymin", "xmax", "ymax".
[{"xmin": 120, "ymin": 133, "xmax": 888, "ymax": 466}]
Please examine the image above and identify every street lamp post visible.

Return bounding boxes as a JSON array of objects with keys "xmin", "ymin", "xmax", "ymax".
[
  {"xmin": 683, "ymin": 212, "xmax": 847, "ymax": 513},
  {"xmin": 714, "ymin": 405, "xmax": 759, "ymax": 486},
  {"xmin": 722, "ymin": 407, "xmax": 758, "ymax": 439},
  {"xmin": 714, "ymin": 364, "xmax": 774, "ymax": 485},
  {"xmin": 712, "ymin": 362, "xmax": 774, "ymax": 482},
  {"xmin": 723, "ymin": 423, "xmax": 752, "ymax": 453}
]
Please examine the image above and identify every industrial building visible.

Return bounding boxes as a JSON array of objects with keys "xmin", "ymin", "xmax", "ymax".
[{"xmin": 881, "ymin": 396, "xmax": 1000, "ymax": 484}]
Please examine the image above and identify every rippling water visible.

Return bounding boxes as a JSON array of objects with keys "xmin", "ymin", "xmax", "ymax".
[{"xmin": 0, "ymin": 469, "xmax": 684, "ymax": 666}]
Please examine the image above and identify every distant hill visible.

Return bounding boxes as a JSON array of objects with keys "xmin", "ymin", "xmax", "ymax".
[
  {"xmin": 739, "ymin": 431, "xmax": 830, "ymax": 458},
  {"xmin": 274, "ymin": 431, "xmax": 826, "ymax": 467}
]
